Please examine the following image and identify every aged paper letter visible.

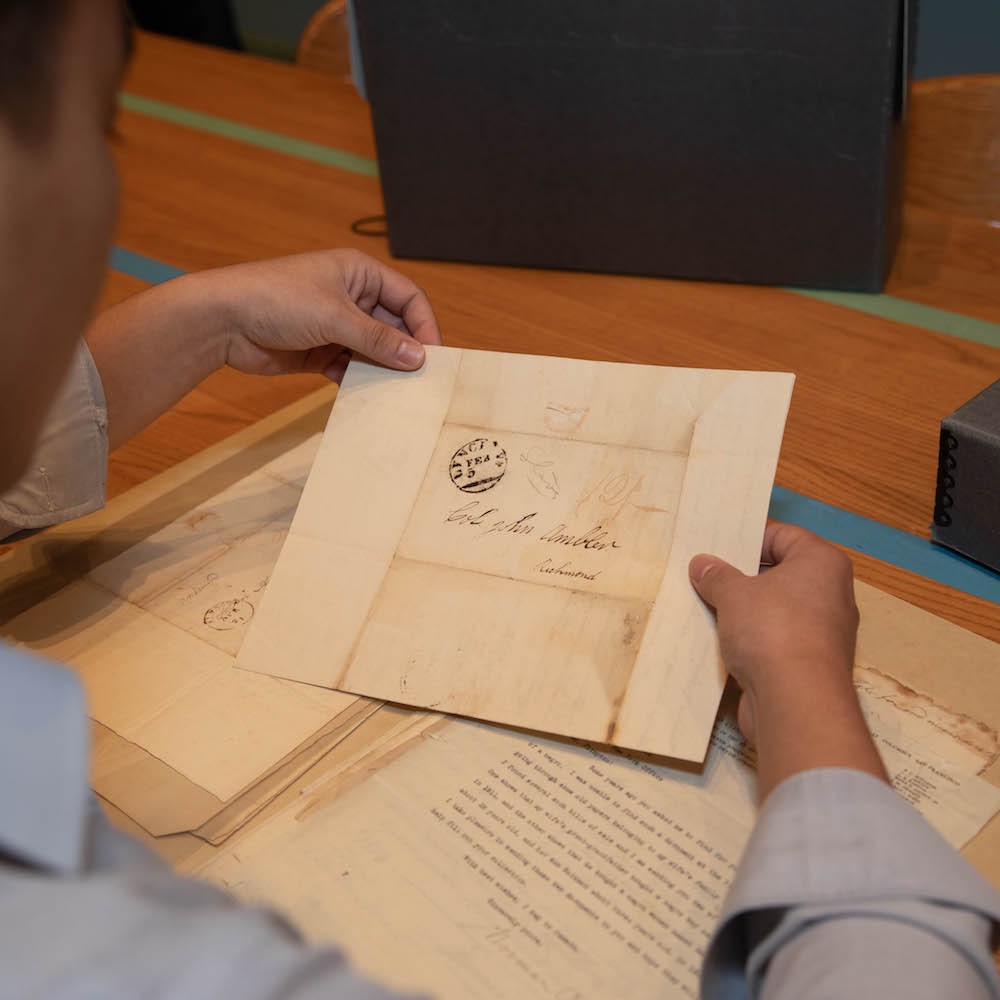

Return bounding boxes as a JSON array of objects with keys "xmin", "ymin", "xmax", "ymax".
[{"xmin": 237, "ymin": 348, "xmax": 794, "ymax": 761}]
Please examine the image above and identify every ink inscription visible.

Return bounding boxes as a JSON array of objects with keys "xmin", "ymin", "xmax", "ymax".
[
  {"xmin": 445, "ymin": 501, "xmax": 621, "ymax": 553},
  {"xmin": 520, "ymin": 447, "xmax": 560, "ymax": 499},
  {"xmin": 534, "ymin": 558, "xmax": 602, "ymax": 582},
  {"xmin": 575, "ymin": 470, "xmax": 669, "ymax": 524}
]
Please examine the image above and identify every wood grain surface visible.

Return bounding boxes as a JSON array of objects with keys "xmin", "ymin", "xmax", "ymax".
[{"xmin": 100, "ymin": 33, "xmax": 998, "ymax": 643}]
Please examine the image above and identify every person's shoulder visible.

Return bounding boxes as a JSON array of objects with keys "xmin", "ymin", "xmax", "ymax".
[
  {"xmin": 0, "ymin": 642, "xmax": 89, "ymax": 873},
  {"xmin": 0, "ymin": 640, "xmax": 84, "ymax": 698}
]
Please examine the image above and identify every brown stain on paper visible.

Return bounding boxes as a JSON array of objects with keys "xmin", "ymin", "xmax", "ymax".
[
  {"xmin": 543, "ymin": 403, "xmax": 588, "ymax": 434},
  {"xmin": 855, "ymin": 664, "xmax": 1000, "ymax": 772}
]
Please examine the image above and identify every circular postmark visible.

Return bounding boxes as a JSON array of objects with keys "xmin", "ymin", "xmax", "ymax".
[
  {"xmin": 203, "ymin": 598, "xmax": 255, "ymax": 631},
  {"xmin": 449, "ymin": 438, "xmax": 507, "ymax": 493}
]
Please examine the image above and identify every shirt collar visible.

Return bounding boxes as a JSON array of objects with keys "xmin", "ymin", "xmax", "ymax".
[{"xmin": 0, "ymin": 644, "xmax": 89, "ymax": 874}]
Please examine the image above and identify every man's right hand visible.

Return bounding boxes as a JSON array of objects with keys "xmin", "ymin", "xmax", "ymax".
[{"xmin": 689, "ymin": 523, "xmax": 888, "ymax": 800}]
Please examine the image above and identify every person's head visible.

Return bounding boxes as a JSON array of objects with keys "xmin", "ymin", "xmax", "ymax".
[{"xmin": 0, "ymin": 0, "xmax": 127, "ymax": 487}]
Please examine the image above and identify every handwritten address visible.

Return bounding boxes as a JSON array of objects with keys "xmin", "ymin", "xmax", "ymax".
[{"xmin": 445, "ymin": 500, "xmax": 622, "ymax": 566}]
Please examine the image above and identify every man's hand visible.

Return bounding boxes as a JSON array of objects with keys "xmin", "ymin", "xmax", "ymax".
[
  {"xmin": 202, "ymin": 249, "xmax": 442, "ymax": 382},
  {"xmin": 87, "ymin": 250, "xmax": 442, "ymax": 449},
  {"xmin": 689, "ymin": 523, "xmax": 888, "ymax": 800}
]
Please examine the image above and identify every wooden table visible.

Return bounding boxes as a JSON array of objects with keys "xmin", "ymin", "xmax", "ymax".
[{"xmin": 102, "ymin": 29, "xmax": 999, "ymax": 654}]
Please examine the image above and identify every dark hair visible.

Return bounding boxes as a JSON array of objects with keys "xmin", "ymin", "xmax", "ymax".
[{"xmin": 0, "ymin": 0, "xmax": 71, "ymax": 141}]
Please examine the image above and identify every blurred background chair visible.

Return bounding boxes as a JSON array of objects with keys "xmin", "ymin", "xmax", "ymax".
[
  {"xmin": 906, "ymin": 75, "xmax": 1000, "ymax": 222},
  {"xmin": 296, "ymin": 0, "xmax": 351, "ymax": 80}
]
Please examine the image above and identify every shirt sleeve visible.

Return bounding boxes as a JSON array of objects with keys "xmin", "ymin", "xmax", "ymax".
[
  {"xmin": 700, "ymin": 768, "xmax": 1000, "ymax": 1000},
  {"xmin": 0, "ymin": 340, "xmax": 108, "ymax": 541},
  {"xmin": 0, "ymin": 800, "xmax": 413, "ymax": 1000}
]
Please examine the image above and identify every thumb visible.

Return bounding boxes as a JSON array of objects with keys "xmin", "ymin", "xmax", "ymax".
[{"xmin": 688, "ymin": 554, "xmax": 747, "ymax": 610}]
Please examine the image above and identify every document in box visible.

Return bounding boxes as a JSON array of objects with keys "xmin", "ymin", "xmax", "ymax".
[{"xmin": 236, "ymin": 347, "xmax": 795, "ymax": 761}]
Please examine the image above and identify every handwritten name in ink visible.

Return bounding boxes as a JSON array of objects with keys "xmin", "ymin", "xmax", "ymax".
[{"xmin": 444, "ymin": 500, "xmax": 621, "ymax": 552}]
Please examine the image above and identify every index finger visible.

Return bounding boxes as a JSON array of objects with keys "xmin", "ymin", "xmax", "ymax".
[
  {"xmin": 373, "ymin": 263, "xmax": 443, "ymax": 346},
  {"xmin": 759, "ymin": 520, "xmax": 823, "ymax": 567}
]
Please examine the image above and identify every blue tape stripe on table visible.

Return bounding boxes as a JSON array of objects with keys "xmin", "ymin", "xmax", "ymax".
[
  {"xmin": 789, "ymin": 288, "xmax": 1000, "ymax": 352},
  {"xmin": 110, "ymin": 247, "xmax": 186, "ymax": 285},
  {"xmin": 107, "ymin": 245, "xmax": 1000, "ymax": 605},
  {"xmin": 119, "ymin": 93, "xmax": 379, "ymax": 178},
  {"xmin": 769, "ymin": 487, "xmax": 999, "ymax": 604}
]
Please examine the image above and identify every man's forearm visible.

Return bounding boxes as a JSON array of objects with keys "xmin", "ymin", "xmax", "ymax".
[
  {"xmin": 752, "ymin": 667, "xmax": 889, "ymax": 801},
  {"xmin": 85, "ymin": 272, "xmax": 227, "ymax": 451}
]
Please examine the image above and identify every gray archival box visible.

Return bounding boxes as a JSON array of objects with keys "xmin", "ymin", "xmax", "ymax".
[{"xmin": 354, "ymin": 1, "xmax": 916, "ymax": 291}]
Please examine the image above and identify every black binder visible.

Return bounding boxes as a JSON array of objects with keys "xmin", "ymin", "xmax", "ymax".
[{"xmin": 932, "ymin": 379, "xmax": 1000, "ymax": 573}]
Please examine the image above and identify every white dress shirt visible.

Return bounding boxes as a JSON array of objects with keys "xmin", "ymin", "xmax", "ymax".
[{"xmin": 0, "ymin": 342, "xmax": 107, "ymax": 542}]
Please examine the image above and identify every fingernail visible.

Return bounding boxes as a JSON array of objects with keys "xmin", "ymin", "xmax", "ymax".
[
  {"xmin": 397, "ymin": 340, "xmax": 424, "ymax": 368},
  {"xmin": 689, "ymin": 556, "xmax": 713, "ymax": 582}
]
